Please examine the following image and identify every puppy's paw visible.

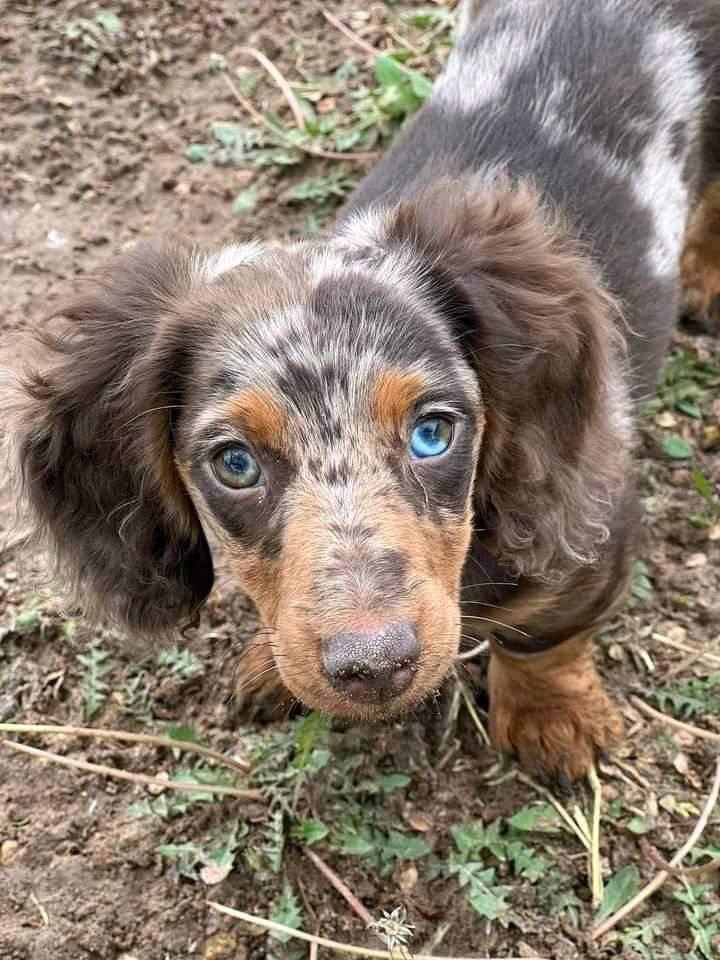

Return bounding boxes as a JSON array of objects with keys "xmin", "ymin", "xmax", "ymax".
[
  {"xmin": 488, "ymin": 638, "xmax": 623, "ymax": 784},
  {"xmin": 234, "ymin": 638, "xmax": 292, "ymax": 721},
  {"xmin": 680, "ymin": 245, "xmax": 720, "ymax": 331},
  {"xmin": 489, "ymin": 688, "xmax": 622, "ymax": 784}
]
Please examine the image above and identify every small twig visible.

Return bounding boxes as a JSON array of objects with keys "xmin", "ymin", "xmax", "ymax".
[
  {"xmin": 437, "ymin": 679, "xmax": 462, "ymax": 760},
  {"xmin": 436, "ymin": 740, "xmax": 460, "ymax": 772},
  {"xmin": 297, "ymin": 875, "xmax": 321, "ymax": 932},
  {"xmin": 319, "ymin": 8, "xmax": 380, "ymax": 59},
  {"xmin": 455, "ymin": 641, "xmax": 489, "ymax": 661},
  {"xmin": 385, "ymin": 26, "xmax": 422, "ymax": 56},
  {"xmin": 454, "ymin": 668, "xmax": 491, "ymax": 746},
  {"xmin": 572, "ymin": 804, "xmax": 592, "ymax": 847},
  {"xmin": 640, "ymin": 837, "xmax": 720, "ymax": 879},
  {"xmin": 221, "ymin": 72, "xmax": 378, "ymax": 163},
  {"xmin": 601, "ymin": 755, "xmax": 653, "ymax": 791},
  {"xmin": 319, "ymin": 7, "xmax": 420, "ymax": 79},
  {"xmin": 587, "ymin": 766, "xmax": 604, "ymax": 909},
  {"xmin": 0, "ymin": 721, "xmax": 251, "ymax": 773},
  {"xmin": 419, "ymin": 922, "xmax": 451, "ymax": 956},
  {"xmin": 208, "ymin": 901, "xmax": 549, "ymax": 960},
  {"xmin": 591, "ymin": 756, "xmax": 720, "ymax": 940},
  {"xmin": 628, "ymin": 644, "xmax": 655, "ymax": 675},
  {"xmin": 30, "ymin": 892, "xmax": 49, "ymax": 927},
  {"xmin": 651, "ymin": 632, "xmax": 720, "ymax": 668},
  {"xmin": 630, "ymin": 696, "xmax": 720, "ymax": 744},
  {"xmin": 516, "ymin": 772, "xmax": 591, "ymax": 850},
  {"xmin": 239, "ymin": 46, "xmax": 306, "ymax": 131},
  {"xmin": 303, "ymin": 846, "xmax": 374, "ymax": 926},
  {"xmin": 310, "ymin": 942, "xmax": 319, "ymax": 960},
  {"xmin": 1, "ymin": 740, "xmax": 263, "ymax": 801}
]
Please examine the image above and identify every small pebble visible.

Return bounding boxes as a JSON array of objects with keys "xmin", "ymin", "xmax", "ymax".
[
  {"xmin": 655, "ymin": 411, "xmax": 677, "ymax": 428},
  {"xmin": 1, "ymin": 840, "xmax": 19, "ymax": 865},
  {"xmin": 670, "ymin": 468, "xmax": 690, "ymax": 487}
]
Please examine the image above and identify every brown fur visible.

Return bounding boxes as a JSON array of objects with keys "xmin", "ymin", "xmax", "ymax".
[
  {"xmin": 681, "ymin": 178, "xmax": 720, "ymax": 328},
  {"xmin": 252, "ymin": 492, "xmax": 472, "ymax": 720},
  {"xmin": 7, "ymin": 182, "xmax": 633, "ymax": 775},
  {"xmin": 488, "ymin": 632, "xmax": 624, "ymax": 780},
  {"xmin": 384, "ymin": 180, "xmax": 629, "ymax": 579},
  {"xmin": 370, "ymin": 370, "xmax": 430, "ymax": 437},
  {"xmin": 223, "ymin": 387, "xmax": 288, "ymax": 450},
  {"xmin": 12, "ymin": 242, "xmax": 214, "ymax": 632}
]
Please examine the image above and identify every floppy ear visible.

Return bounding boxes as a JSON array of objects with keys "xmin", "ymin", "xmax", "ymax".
[
  {"xmin": 12, "ymin": 240, "xmax": 214, "ymax": 632},
  {"xmin": 379, "ymin": 178, "xmax": 630, "ymax": 579}
]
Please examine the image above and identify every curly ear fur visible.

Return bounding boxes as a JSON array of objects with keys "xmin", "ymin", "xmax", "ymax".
[
  {"xmin": 10, "ymin": 240, "xmax": 214, "ymax": 632},
  {"xmin": 384, "ymin": 178, "xmax": 631, "ymax": 579}
]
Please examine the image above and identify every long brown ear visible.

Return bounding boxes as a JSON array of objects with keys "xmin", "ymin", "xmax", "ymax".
[
  {"xmin": 381, "ymin": 178, "xmax": 630, "ymax": 579},
  {"xmin": 11, "ymin": 240, "xmax": 214, "ymax": 632}
]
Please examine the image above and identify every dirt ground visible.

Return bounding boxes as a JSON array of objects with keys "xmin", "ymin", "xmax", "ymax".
[{"xmin": 1, "ymin": 2, "xmax": 719, "ymax": 959}]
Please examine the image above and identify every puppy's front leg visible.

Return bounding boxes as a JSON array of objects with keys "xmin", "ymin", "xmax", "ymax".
[
  {"xmin": 488, "ymin": 631, "xmax": 623, "ymax": 784},
  {"xmin": 681, "ymin": 178, "xmax": 720, "ymax": 330}
]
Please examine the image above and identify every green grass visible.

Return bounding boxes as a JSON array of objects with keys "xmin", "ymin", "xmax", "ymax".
[
  {"xmin": 77, "ymin": 644, "xmax": 112, "ymax": 720},
  {"xmin": 182, "ymin": 26, "xmax": 454, "ymax": 217},
  {"xmin": 645, "ymin": 347, "xmax": 720, "ymax": 526},
  {"xmin": 646, "ymin": 348, "xmax": 720, "ymax": 421},
  {"xmin": 652, "ymin": 673, "xmax": 720, "ymax": 720}
]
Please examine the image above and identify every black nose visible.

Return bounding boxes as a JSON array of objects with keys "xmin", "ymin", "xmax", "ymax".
[{"xmin": 321, "ymin": 621, "xmax": 420, "ymax": 703}]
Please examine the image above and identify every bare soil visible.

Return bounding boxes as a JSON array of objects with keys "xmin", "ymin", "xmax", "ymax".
[{"xmin": 1, "ymin": 3, "xmax": 718, "ymax": 959}]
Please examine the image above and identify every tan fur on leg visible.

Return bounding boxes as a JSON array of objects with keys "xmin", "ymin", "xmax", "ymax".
[
  {"xmin": 488, "ymin": 631, "xmax": 623, "ymax": 782},
  {"xmin": 681, "ymin": 179, "xmax": 720, "ymax": 327}
]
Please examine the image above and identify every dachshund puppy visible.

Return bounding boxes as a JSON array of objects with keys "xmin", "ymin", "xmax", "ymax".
[{"xmin": 9, "ymin": 0, "xmax": 720, "ymax": 782}]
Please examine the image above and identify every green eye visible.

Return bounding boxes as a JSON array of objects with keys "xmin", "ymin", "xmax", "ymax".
[{"xmin": 212, "ymin": 446, "xmax": 262, "ymax": 489}]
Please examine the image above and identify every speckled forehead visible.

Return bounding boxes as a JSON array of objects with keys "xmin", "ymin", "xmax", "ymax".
[
  {"xmin": 185, "ymin": 242, "xmax": 481, "ymax": 450},
  {"xmin": 217, "ymin": 248, "xmax": 479, "ymax": 396}
]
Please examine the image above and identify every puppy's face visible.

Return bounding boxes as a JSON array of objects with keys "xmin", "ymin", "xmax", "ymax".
[
  {"xmin": 17, "ymin": 181, "xmax": 625, "ymax": 722},
  {"xmin": 177, "ymin": 242, "xmax": 483, "ymax": 719}
]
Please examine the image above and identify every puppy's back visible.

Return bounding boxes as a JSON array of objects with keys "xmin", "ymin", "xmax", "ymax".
[{"xmin": 343, "ymin": 0, "xmax": 715, "ymax": 400}]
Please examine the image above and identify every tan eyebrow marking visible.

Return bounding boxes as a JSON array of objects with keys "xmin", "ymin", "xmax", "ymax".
[
  {"xmin": 223, "ymin": 387, "xmax": 288, "ymax": 449},
  {"xmin": 370, "ymin": 369, "xmax": 429, "ymax": 436}
]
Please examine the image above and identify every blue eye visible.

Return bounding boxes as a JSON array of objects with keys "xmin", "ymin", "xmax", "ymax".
[
  {"xmin": 410, "ymin": 416, "xmax": 453, "ymax": 459},
  {"xmin": 212, "ymin": 446, "xmax": 262, "ymax": 488}
]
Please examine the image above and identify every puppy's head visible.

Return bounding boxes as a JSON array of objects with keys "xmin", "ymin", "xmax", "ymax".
[{"xmin": 12, "ymin": 179, "xmax": 628, "ymax": 719}]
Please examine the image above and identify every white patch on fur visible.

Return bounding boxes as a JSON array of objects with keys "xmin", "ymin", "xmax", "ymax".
[
  {"xmin": 334, "ymin": 207, "xmax": 393, "ymax": 250},
  {"xmin": 328, "ymin": 208, "xmax": 438, "ymax": 321},
  {"xmin": 631, "ymin": 23, "xmax": 702, "ymax": 277},
  {"xmin": 433, "ymin": 13, "xmax": 550, "ymax": 112},
  {"xmin": 193, "ymin": 242, "xmax": 265, "ymax": 282},
  {"xmin": 605, "ymin": 372, "xmax": 633, "ymax": 444},
  {"xmin": 456, "ymin": 0, "xmax": 485, "ymax": 37},
  {"xmin": 309, "ymin": 249, "xmax": 349, "ymax": 285}
]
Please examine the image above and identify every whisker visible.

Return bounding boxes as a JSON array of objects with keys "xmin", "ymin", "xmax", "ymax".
[
  {"xmin": 234, "ymin": 665, "xmax": 279, "ymax": 696},
  {"xmin": 461, "ymin": 614, "xmax": 530, "ymax": 638},
  {"xmin": 460, "ymin": 599, "xmax": 515, "ymax": 613},
  {"xmin": 460, "ymin": 580, "xmax": 516, "ymax": 591},
  {"xmin": 121, "ymin": 404, "xmax": 182, "ymax": 429}
]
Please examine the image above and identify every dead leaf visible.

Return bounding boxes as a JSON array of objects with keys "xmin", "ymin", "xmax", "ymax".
[
  {"xmin": 406, "ymin": 811, "xmax": 433, "ymax": 832},
  {"xmin": 199, "ymin": 862, "xmax": 233, "ymax": 885},
  {"xmin": 398, "ymin": 864, "xmax": 418, "ymax": 894},
  {"xmin": 673, "ymin": 752, "xmax": 690, "ymax": 776}
]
